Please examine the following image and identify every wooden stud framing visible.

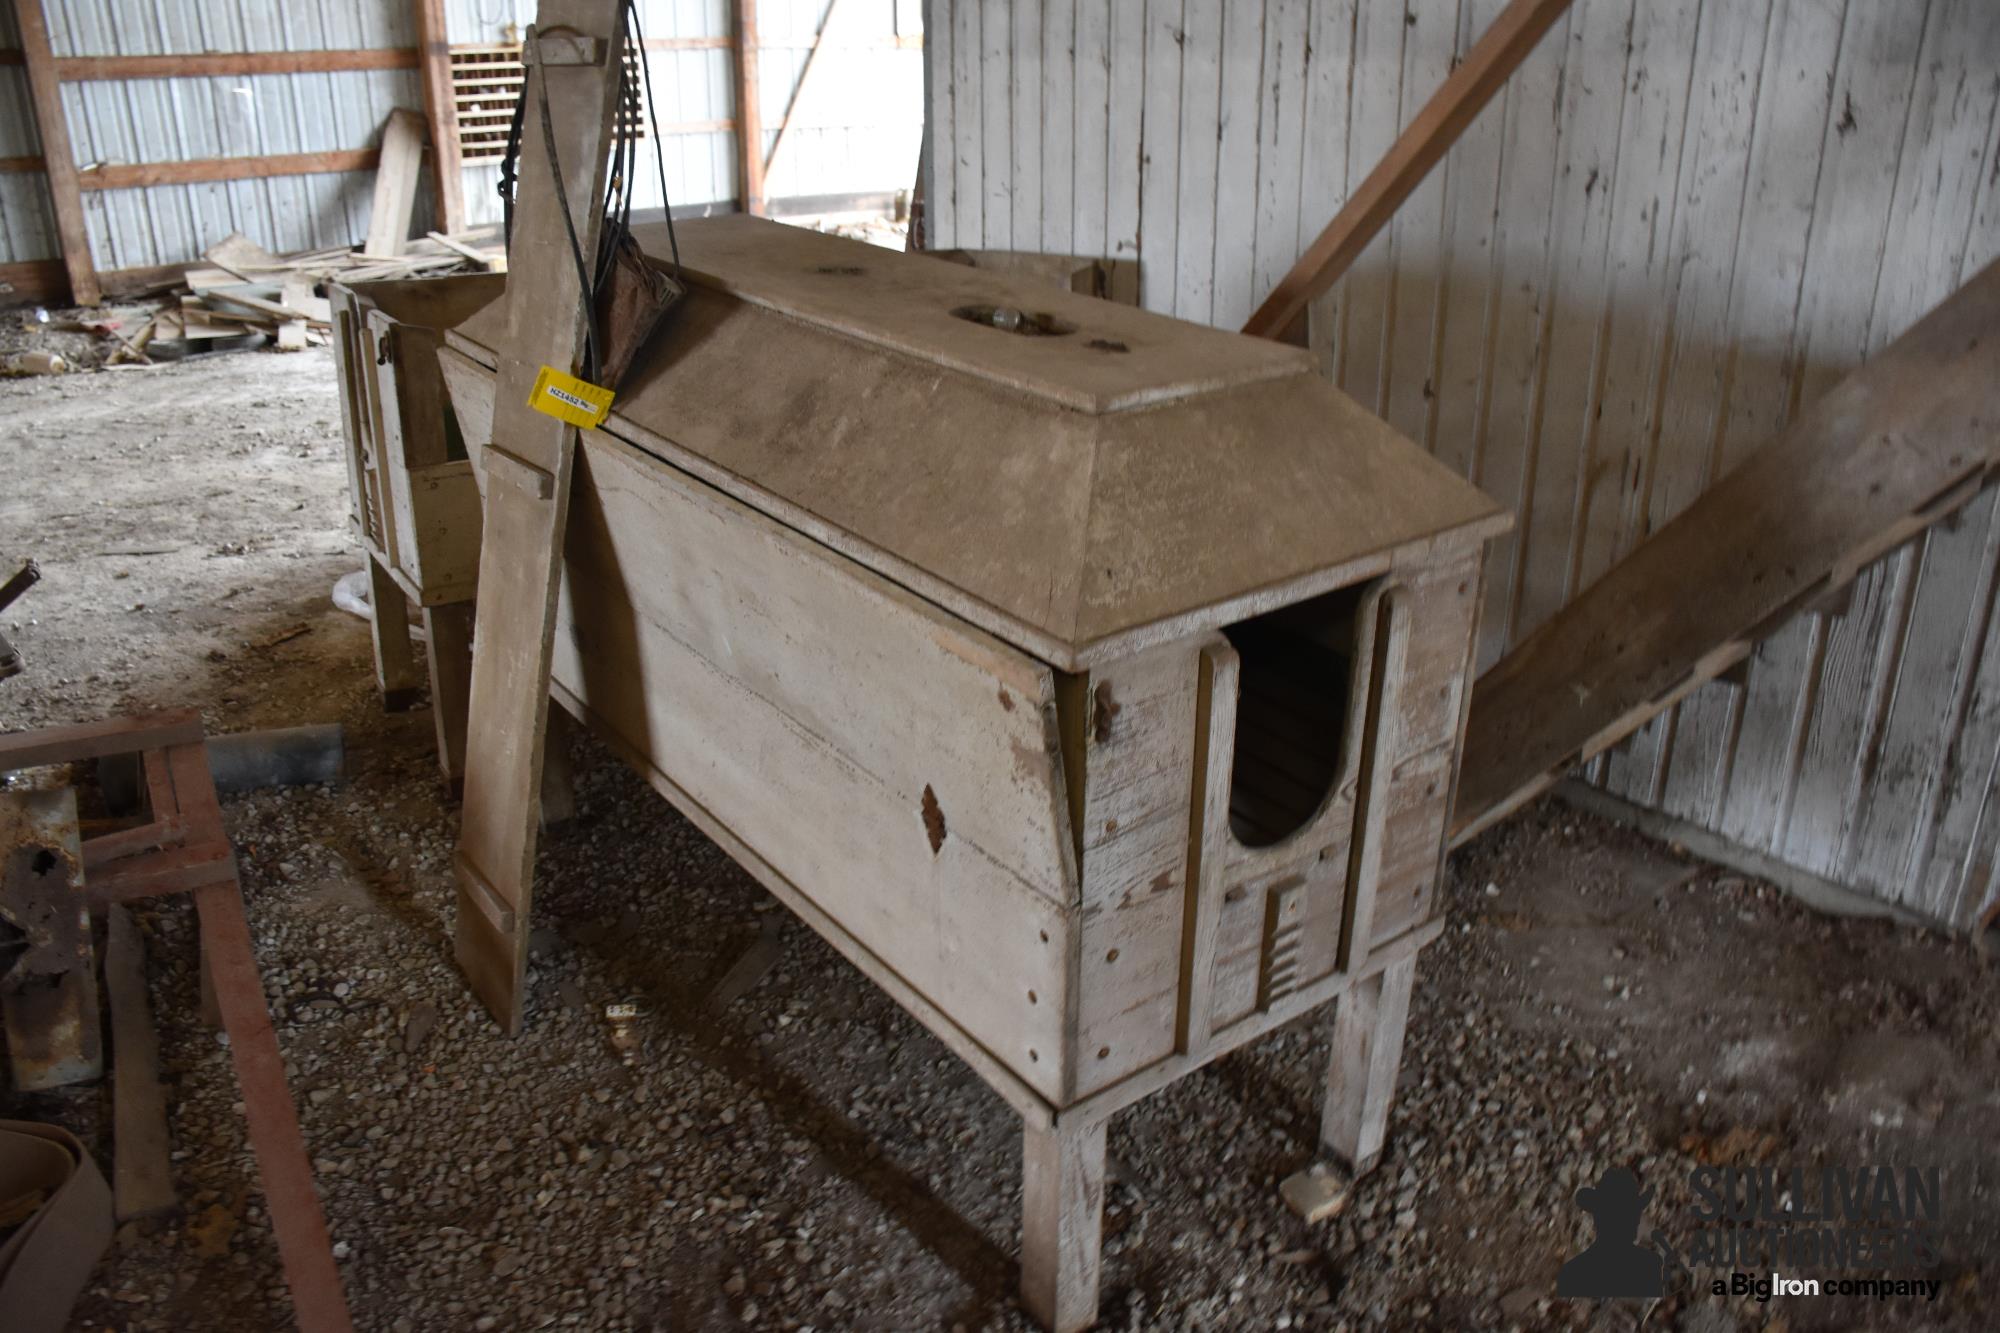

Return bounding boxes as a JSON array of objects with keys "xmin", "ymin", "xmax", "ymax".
[
  {"xmin": 732, "ymin": 0, "xmax": 765, "ymax": 215},
  {"xmin": 1241, "ymin": 0, "xmax": 1574, "ymax": 341},
  {"xmin": 55, "ymin": 49, "xmax": 418, "ymax": 80},
  {"xmin": 78, "ymin": 149, "xmax": 380, "ymax": 192},
  {"xmin": 414, "ymin": 0, "xmax": 467, "ymax": 235},
  {"xmin": 15, "ymin": 0, "xmax": 100, "ymax": 306}
]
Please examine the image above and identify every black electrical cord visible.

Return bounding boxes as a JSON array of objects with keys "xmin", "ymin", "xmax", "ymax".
[{"xmin": 497, "ymin": 0, "xmax": 685, "ymax": 381}]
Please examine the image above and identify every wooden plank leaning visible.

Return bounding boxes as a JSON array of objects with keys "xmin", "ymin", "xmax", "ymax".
[{"xmin": 452, "ymin": 0, "xmax": 630, "ymax": 1034}]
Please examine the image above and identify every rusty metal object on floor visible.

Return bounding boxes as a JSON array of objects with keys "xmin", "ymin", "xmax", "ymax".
[
  {"xmin": 0, "ymin": 1119, "xmax": 114, "ymax": 1333},
  {"xmin": 0, "ymin": 787, "xmax": 101, "ymax": 1090},
  {"xmin": 0, "ymin": 559, "xmax": 40, "ymax": 680},
  {"xmin": 0, "ymin": 712, "xmax": 355, "ymax": 1333}
]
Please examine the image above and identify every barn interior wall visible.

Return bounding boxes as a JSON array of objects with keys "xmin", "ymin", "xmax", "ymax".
[{"xmin": 924, "ymin": 0, "xmax": 2000, "ymax": 932}]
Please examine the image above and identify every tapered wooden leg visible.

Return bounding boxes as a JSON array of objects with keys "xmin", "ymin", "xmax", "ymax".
[
  {"xmin": 422, "ymin": 602, "xmax": 475, "ymax": 795},
  {"xmin": 1021, "ymin": 1118, "xmax": 1107, "ymax": 1333},
  {"xmin": 1320, "ymin": 956, "xmax": 1416, "ymax": 1176},
  {"xmin": 540, "ymin": 705, "xmax": 577, "ymax": 828},
  {"xmin": 366, "ymin": 555, "xmax": 421, "ymax": 711}
]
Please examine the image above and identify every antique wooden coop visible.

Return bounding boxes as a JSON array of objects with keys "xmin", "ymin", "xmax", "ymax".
[{"xmin": 418, "ymin": 215, "xmax": 1504, "ymax": 1330}]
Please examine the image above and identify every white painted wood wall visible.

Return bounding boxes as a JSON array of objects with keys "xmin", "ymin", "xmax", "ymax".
[{"xmin": 924, "ymin": 0, "xmax": 2000, "ymax": 933}]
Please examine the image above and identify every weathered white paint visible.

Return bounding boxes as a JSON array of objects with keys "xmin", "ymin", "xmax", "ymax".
[{"xmin": 925, "ymin": 0, "xmax": 2000, "ymax": 933}]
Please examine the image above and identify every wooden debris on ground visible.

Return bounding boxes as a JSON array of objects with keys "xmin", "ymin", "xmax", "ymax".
[{"xmin": 105, "ymin": 228, "xmax": 505, "ymax": 365}]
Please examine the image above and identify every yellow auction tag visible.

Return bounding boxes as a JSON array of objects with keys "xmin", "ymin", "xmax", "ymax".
[{"xmin": 527, "ymin": 365, "xmax": 615, "ymax": 428}]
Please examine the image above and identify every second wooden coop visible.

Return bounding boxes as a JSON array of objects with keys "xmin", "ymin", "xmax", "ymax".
[{"xmin": 427, "ymin": 216, "xmax": 1505, "ymax": 1331}]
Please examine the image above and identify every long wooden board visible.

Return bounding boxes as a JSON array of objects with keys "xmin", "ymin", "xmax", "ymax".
[
  {"xmin": 1452, "ymin": 258, "xmax": 2000, "ymax": 844},
  {"xmin": 362, "ymin": 109, "xmax": 427, "ymax": 259},
  {"xmin": 15, "ymin": 0, "xmax": 99, "ymax": 305},
  {"xmin": 453, "ymin": 0, "xmax": 628, "ymax": 1033},
  {"xmin": 1241, "ymin": 0, "xmax": 1574, "ymax": 341}
]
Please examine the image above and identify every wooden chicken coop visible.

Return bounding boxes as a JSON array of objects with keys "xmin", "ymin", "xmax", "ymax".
[
  {"xmin": 329, "ymin": 272, "xmax": 506, "ymax": 789},
  {"xmin": 425, "ymin": 216, "xmax": 1504, "ymax": 1331}
]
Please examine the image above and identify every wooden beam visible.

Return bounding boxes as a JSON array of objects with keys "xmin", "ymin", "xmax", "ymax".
[
  {"xmin": 732, "ymin": 0, "xmax": 765, "ymax": 216},
  {"xmin": 54, "ymin": 49, "xmax": 418, "ymax": 81},
  {"xmin": 0, "ymin": 711, "xmax": 203, "ymax": 773},
  {"xmin": 643, "ymin": 36, "xmax": 732, "ymax": 51},
  {"xmin": 762, "ymin": 0, "xmax": 844, "ymax": 180},
  {"xmin": 1451, "ymin": 259, "xmax": 2000, "ymax": 846},
  {"xmin": 0, "ymin": 155, "xmax": 45, "ymax": 174},
  {"xmin": 364, "ymin": 107, "xmax": 427, "ymax": 257},
  {"xmin": 1241, "ymin": 0, "xmax": 1573, "ymax": 341},
  {"xmin": 15, "ymin": 0, "xmax": 100, "ymax": 305},
  {"xmin": 77, "ymin": 148, "xmax": 379, "ymax": 192},
  {"xmin": 413, "ymin": 0, "xmax": 466, "ymax": 235}
]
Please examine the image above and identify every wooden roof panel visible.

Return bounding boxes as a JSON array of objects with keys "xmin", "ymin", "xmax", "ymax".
[{"xmin": 446, "ymin": 217, "xmax": 1507, "ymax": 667}]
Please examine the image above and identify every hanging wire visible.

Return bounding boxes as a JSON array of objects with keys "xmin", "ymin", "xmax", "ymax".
[
  {"xmin": 626, "ymin": 0, "xmax": 681, "ymax": 277},
  {"xmin": 497, "ymin": 0, "xmax": 685, "ymax": 381}
]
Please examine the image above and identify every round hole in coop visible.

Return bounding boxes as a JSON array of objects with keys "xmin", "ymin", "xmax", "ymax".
[
  {"xmin": 1221, "ymin": 583, "xmax": 1370, "ymax": 848},
  {"xmin": 949, "ymin": 305, "xmax": 1077, "ymax": 337}
]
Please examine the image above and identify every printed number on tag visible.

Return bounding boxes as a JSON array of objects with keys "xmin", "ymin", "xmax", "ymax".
[{"xmin": 528, "ymin": 365, "xmax": 615, "ymax": 428}]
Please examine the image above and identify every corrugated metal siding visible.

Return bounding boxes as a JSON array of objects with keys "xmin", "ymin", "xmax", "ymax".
[
  {"xmin": 43, "ymin": 0, "xmax": 426, "ymax": 269},
  {"xmin": 0, "ymin": 6, "xmax": 60, "ymax": 266},
  {"xmin": 925, "ymin": 0, "xmax": 2000, "ymax": 932}
]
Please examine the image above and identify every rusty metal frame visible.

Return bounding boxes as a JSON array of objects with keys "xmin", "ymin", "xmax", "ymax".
[{"xmin": 1, "ymin": 712, "xmax": 354, "ymax": 1333}]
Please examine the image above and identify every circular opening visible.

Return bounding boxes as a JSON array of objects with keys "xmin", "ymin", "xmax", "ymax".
[{"xmin": 949, "ymin": 304, "xmax": 1077, "ymax": 337}]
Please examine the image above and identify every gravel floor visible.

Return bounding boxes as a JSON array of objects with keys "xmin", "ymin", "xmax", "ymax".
[{"xmin": 2, "ymin": 346, "xmax": 1996, "ymax": 1332}]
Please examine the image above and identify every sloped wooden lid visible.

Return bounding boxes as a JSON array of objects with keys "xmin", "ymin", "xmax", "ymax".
[{"xmin": 448, "ymin": 216, "xmax": 1507, "ymax": 668}]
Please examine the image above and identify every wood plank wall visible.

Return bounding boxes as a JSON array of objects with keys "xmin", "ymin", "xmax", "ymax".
[{"xmin": 926, "ymin": 0, "xmax": 2000, "ymax": 932}]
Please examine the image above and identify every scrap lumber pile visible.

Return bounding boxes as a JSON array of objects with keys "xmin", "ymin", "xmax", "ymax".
[{"xmin": 116, "ymin": 230, "xmax": 505, "ymax": 366}]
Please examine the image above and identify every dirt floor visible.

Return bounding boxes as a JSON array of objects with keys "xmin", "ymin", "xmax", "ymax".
[{"xmin": 2, "ymin": 343, "xmax": 1997, "ymax": 1332}]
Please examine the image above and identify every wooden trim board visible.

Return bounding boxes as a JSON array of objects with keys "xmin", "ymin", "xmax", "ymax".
[
  {"xmin": 415, "ymin": 0, "xmax": 467, "ymax": 235},
  {"xmin": 78, "ymin": 149, "xmax": 380, "ymax": 192},
  {"xmin": 1452, "ymin": 258, "xmax": 2000, "ymax": 846},
  {"xmin": 54, "ymin": 49, "xmax": 418, "ymax": 80}
]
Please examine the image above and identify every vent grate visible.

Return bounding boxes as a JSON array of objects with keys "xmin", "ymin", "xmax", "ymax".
[{"xmin": 448, "ymin": 44, "xmax": 648, "ymax": 166}]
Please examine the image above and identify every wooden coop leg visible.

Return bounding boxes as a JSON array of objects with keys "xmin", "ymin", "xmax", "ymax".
[
  {"xmin": 367, "ymin": 555, "xmax": 422, "ymax": 711},
  {"xmin": 421, "ymin": 602, "xmax": 475, "ymax": 794},
  {"xmin": 1319, "ymin": 956, "xmax": 1416, "ymax": 1177},
  {"xmin": 1020, "ymin": 1117, "xmax": 1107, "ymax": 1333},
  {"xmin": 540, "ymin": 705, "xmax": 577, "ymax": 828}
]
